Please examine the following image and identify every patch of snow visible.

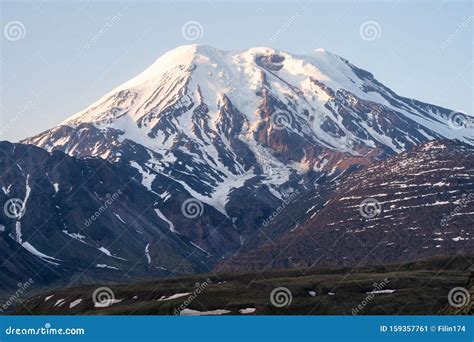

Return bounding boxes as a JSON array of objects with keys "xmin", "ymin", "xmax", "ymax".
[
  {"xmin": 154, "ymin": 209, "xmax": 176, "ymax": 233},
  {"xmin": 54, "ymin": 299, "xmax": 65, "ymax": 307},
  {"xmin": 94, "ymin": 299, "xmax": 123, "ymax": 308},
  {"xmin": 22, "ymin": 242, "xmax": 60, "ymax": 265},
  {"xmin": 239, "ymin": 308, "xmax": 256, "ymax": 314},
  {"xmin": 62, "ymin": 230, "xmax": 87, "ymax": 243},
  {"xmin": 98, "ymin": 247, "xmax": 126, "ymax": 261},
  {"xmin": 190, "ymin": 241, "xmax": 209, "ymax": 254},
  {"xmin": 367, "ymin": 289, "xmax": 396, "ymax": 294},
  {"xmin": 69, "ymin": 299, "xmax": 82, "ymax": 308},
  {"xmin": 114, "ymin": 213, "xmax": 126, "ymax": 224},
  {"xmin": 157, "ymin": 293, "xmax": 191, "ymax": 301},
  {"xmin": 96, "ymin": 264, "xmax": 120, "ymax": 270},
  {"xmin": 130, "ymin": 161, "xmax": 156, "ymax": 191},
  {"xmin": 179, "ymin": 308, "xmax": 231, "ymax": 316},
  {"xmin": 145, "ymin": 243, "xmax": 151, "ymax": 264}
]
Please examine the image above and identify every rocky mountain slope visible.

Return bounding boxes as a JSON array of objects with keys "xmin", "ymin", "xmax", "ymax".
[
  {"xmin": 0, "ymin": 142, "xmax": 212, "ymax": 293},
  {"xmin": 219, "ymin": 140, "xmax": 474, "ymax": 271}
]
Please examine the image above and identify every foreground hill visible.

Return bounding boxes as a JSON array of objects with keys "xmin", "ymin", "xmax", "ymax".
[{"xmin": 12, "ymin": 254, "xmax": 473, "ymax": 315}]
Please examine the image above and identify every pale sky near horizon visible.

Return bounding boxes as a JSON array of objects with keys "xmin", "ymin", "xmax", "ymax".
[{"xmin": 1, "ymin": 0, "xmax": 472, "ymax": 142}]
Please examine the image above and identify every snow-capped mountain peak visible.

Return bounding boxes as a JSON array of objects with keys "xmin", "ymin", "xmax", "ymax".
[{"xmin": 25, "ymin": 45, "xmax": 473, "ymax": 221}]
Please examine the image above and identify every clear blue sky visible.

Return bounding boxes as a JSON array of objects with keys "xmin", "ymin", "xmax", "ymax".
[{"xmin": 1, "ymin": 0, "xmax": 472, "ymax": 142}]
